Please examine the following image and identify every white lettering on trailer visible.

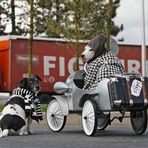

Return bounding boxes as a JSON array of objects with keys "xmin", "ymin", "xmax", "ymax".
[
  {"xmin": 44, "ymin": 56, "xmax": 84, "ymax": 76},
  {"xmin": 115, "ymin": 59, "xmax": 141, "ymax": 74},
  {"xmin": 68, "ymin": 57, "xmax": 84, "ymax": 74},
  {"xmin": 68, "ymin": 58, "xmax": 75, "ymax": 74},
  {"xmin": 44, "ymin": 56, "xmax": 148, "ymax": 77},
  {"xmin": 59, "ymin": 57, "xmax": 65, "ymax": 76},
  {"xmin": 17, "ymin": 55, "xmax": 38, "ymax": 63},
  {"xmin": 128, "ymin": 60, "xmax": 140, "ymax": 74},
  {"xmin": 44, "ymin": 56, "xmax": 56, "ymax": 75}
]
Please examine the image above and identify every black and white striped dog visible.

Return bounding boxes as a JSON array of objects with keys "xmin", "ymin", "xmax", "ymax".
[{"xmin": 0, "ymin": 75, "xmax": 42, "ymax": 137}]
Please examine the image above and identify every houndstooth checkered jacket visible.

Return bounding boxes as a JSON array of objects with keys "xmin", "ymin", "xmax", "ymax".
[{"xmin": 83, "ymin": 51, "xmax": 125, "ymax": 90}]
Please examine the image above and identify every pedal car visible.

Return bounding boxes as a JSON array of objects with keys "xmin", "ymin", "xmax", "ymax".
[{"xmin": 46, "ymin": 69, "xmax": 148, "ymax": 136}]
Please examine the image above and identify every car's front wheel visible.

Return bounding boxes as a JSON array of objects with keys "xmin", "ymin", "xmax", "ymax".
[
  {"xmin": 46, "ymin": 98, "xmax": 66, "ymax": 132},
  {"xmin": 82, "ymin": 100, "xmax": 98, "ymax": 136}
]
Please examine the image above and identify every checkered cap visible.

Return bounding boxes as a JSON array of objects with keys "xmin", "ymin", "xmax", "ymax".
[{"xmin": 87, "ymin": 35, "xmax": 107, "ymax": 57}]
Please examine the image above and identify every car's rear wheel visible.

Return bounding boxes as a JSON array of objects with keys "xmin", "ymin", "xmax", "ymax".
[
  {"xmin": 97, "ymin": 112, "xmax": 110, "ymax": 130},
  {"xmin": 130, "ymin": 109, "xmax": 147, "ymax": 135}
]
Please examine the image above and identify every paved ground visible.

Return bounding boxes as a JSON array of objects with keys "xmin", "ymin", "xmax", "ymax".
[
  {"xmin": 1, "ymin": 94, "xmax": 148, "ymax": 148},
  {"xmin": 0, "ymin": 94, "xmax": 9, "ymax": 104},
  {"xmin": 0, "ymin": 119, "xmax": 148, "ymax": 148}
]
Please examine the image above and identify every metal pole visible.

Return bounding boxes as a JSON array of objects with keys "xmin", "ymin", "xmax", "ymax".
[{"xmin": 141, "ymin": 0, "xmax": 146, "ymax": 76}]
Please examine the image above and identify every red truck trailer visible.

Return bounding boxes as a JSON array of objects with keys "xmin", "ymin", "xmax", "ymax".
[
  {"xmin": 0, "ymin": 35, "xmax": 86, "ymax": 102},
  {"xmin": 0, "ymin": 35, "xmax": 148, "ymax": 101}
]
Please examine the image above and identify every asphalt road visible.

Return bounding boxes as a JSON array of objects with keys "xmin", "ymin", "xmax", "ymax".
[
  {"xmin": 1, "ymin": 117, "xmax": 148, "ymax": 148},
  {"xmin": 0, "ymin": 95, "xmax": 148, "ymax": 148}
]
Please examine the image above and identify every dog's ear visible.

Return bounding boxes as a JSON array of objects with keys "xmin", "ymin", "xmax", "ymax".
[
  {"xmin": 34, "ymin": 75, "xmax": 42, "ymax": 81},
  {"xmin": 87, "ymin": 35, "xmax": 108, "ymax": 60},
  {"xmin": 93, "ymin": 35, "xmax": 108, "ymax": 58},
  {"xmin": 18, "ymin": 78, "xmax": 27, "ymax": 88},
  {"xmin": 98, "ymin": 35, "xmax": 107, "ymax": 50}
]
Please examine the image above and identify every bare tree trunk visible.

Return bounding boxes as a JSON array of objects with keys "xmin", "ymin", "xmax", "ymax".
[
  {"xmin": 55, "ymin": 0, "xmax": 59, "ymax": 22},
  {"xmin": 74, "ymin": 0, "xmax": 79, "ymax": 71},
  {"xmin": 11, "ymin": 0, "xmax": 16, "ymax": 34},
  {"xmin": 106, "ymin": 0, "xmax": 113, "ymax": 48},
  {"xmin": 28, "ymin": 0, "xmax": 34, "ymax": 77}
]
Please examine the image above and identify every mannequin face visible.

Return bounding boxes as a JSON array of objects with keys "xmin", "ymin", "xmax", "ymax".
[{"xmin": 81, "ymin": 45, "xmax": 95, "ymax": 61}]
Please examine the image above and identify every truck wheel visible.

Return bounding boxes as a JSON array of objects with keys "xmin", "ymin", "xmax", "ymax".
[
  {"xmin": 46, "ymin": 98, "xmax": 66, "ymax": 132},
  {"xmin": 130, "ymin": 109, "xmax": 147, "ymax": 135},
  {"xmin": 82, "ymin": 100, "xmax": 98, "ymax": 136}
]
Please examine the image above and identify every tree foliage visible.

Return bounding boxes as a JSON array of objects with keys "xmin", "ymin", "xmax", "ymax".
[
  {"xmin": 0, "ymin": 0, "xmax": 123, "ymax": 39},
  {"xmin": 0, "ymin": 0, "xmax": 9, "ymax": 35},
  {"xmin": 0, "ymin": 0, "xmax": 27, "ymax": 35}
]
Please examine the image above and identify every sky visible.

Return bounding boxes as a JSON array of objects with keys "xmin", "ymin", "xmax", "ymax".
[{"xmin": 114, "ymin": 0, "xmax": 148, "ymax": 45}]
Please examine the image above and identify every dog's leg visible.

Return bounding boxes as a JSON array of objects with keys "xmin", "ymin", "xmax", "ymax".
[
  {"xmin": 18, "ymin": 118, "xmax": 29, "ymax": 136},
  {"xmin": 19, "ymin": 116, "xmax": 33, "ymax": 135},
  {"xmin": 27, "ymin": 116, "xmax": 33, "ymax": 134},
  {"xmin": 0, "ymin": 129, "xmax": 9, "ymax": 137},
  {"xmin": 18, "ymin": 125, "xmax": 28, "ymax": 136}
]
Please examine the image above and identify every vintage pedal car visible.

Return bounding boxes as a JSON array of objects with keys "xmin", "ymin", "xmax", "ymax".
[{"xmin": 46, "ymin": 69, "xmax": 148, "ymax": 136}]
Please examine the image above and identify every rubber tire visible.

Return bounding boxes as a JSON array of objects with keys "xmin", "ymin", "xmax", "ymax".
[
  {"xmin": 130, "ymin": 109, "xmax": 147, "ymax": 135},
  {"xmin": 82, "ymin": 99, "xmax": 98, "ymax": 136},
  {"xmin": 97, "ymin": 112, "xmax": 110, "ymax": 130},
  {"xmin": 46, "ymin": 98, "xmax": 66, "ymax": 132}
]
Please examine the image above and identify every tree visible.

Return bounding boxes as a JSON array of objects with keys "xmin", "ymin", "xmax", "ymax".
[
  {"xmin": 0, "ymin": 0, "xmax": 9, "ymax": 35},
  {"xmin": 10, "ymin": 0, "xmax": 16, "ymax": 34},
  {"xmin": 0, "ymin": 0, "xmax": 122, "ymax": 39},
  {"xmin": 27, "ymin": 0, "xmax": 35, "ymax": 77},
  {"xmin": 0, "ymin": 7, "xmax": 6, "ymax": 35},
  {"xmin": 74, "ymin": 0, "xmax": 79, "ymax": 70},
  {"xmin": 34, "ymin": 0, "xmax": 68, "ymax": 37},
  {"xmin": 0, "ymin": 0, "xmax": 28, "ymax": 35},
  {"xmin": 103, "ymin": 0, "xmax": 122, "ymax": 48},
  {"xmin": 35, "ymin": 0, "xmax": 122, "ymax": 40}
]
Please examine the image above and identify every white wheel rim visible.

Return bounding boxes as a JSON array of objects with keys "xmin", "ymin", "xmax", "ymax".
[
  {"xmin": 82, "ymin": 100, "xmax": 95, "ymax": 135},
  {"xmin": 46, "ymin": 100, "xmax": 64, "ymax": 131}
]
